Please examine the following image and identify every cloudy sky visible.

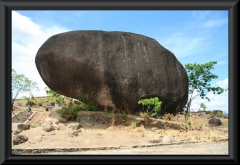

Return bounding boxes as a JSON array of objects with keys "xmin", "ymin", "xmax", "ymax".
[{"xmin": 12, "ymin": 10, "xmax": 228, "ymax": 113}]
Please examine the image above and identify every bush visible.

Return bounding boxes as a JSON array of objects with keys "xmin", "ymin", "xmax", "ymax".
[
  {"xmin": 216, "ymin": 111, "xmax": 223, "ymax": 118},
  {"xmin": 77, "ymin": 92, "xmax": 98, "ymax": 111},
  {"xmin": 131, "ymin": 120, "xmax": 136, "ymax": 128},
  {"xmin": 61, "ymin": 103, "xmax": 80, "ymax": 120},
  {"xmin": 138, "ymin": 97, "xmax": 162, "ymax": 118},
  {"xmin": 163, "ymin": 113, "xmax": 174, "ymax": 120}
]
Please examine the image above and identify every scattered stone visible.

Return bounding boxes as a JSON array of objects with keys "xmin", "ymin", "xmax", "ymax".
[
  {"xmin": 68, "ymin": 129, "xmax": 81, "ymax": 137},
  {"xmin": 208, "ymin": 118, "xmax": 222, "ymax": 126},
  {"xmin": 149, "ymin": 138, "xmax": 161, "ymax": 143},
  {"xmin": 42, "ymin": 121, "xmax": 53, "ymax": 132},
  {"xmin": 45, "ymin": 106, "xmax": 54, "ymax": 111},
  {"xmin": 29, "ymin": 135, "xmax": 42, "ymax": 144},
  {"xmin": 48, "ymin": 130, "xmax": 56, "ymax": 135},
  {"xmin": 150, "ymin": 127, "xmax": 158, "ymax": 132},
  {"xmin": 48, "ymin": 108, "xmax": 68, "ymax": 123},
  {"xmin": 13, "ymin": 130, "xmax": 22, "ymax": 135},
  {"xmin": 52, "ymin": 124, "xmax": 59, "ymax": 130},
  {"xmin": 58, "ymin": 123, "xmax": 66, "ymax": 131},
  {"xmin": 13, "ymin": 135, "xmax": 28, "ymax": 145},
  {"xmin": 45, "ymin": 117, "xmax": 59, "ymax": 125},
  {"xmin": 66, "ymin": 123, "xmax": 81, "ymax": 131},
  {"xmin": 50, "ymin": 102, "xmax": 55, "ymax": 106},
  {"xmin": 17, "ymin": 124, "xmax": 30, "ymax": 131},
  {"xmin": 161, "ymin": 136, "xmax": 174, "ymax": 143}
]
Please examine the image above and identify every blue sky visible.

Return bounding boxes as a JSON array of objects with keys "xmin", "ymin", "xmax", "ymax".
[{"xmin": 12, "ymin": 10, "xmax": 228, "ymax": 113}]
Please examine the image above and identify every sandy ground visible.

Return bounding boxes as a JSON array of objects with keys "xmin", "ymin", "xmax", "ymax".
[{"xmin": 12, "ymin": 107, "xmax": 228, "ymax": 155}]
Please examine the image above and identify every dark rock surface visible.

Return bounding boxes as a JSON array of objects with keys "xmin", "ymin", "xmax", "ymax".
[
  {"xmin": 35, "ymin": 30, "xmax": 188, "ymax": 115},
  {"xmin": 13, "ymin": 135, "xmax": 28, "ymax": 145},
  {"xmin": 208, "ymin": 118, "xmax": 222, "ymax": 126}
]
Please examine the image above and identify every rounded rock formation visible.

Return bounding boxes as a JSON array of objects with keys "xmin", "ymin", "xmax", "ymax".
[{"xmin": 35, "ymin": 30, "xmax": 188, "ymax": 115}]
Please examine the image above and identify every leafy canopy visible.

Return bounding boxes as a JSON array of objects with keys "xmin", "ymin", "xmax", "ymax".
[
  {"xmin": 12, "ymin": 69, "xmax": 39, "ymax": 103},
  {"xmin": 184, "ymin": 61, "xmax": 224, "ymax": 119}
]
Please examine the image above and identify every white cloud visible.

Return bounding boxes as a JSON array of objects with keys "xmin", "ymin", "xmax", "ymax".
[
  {"xmin": 12, "ymin": 11, "xmax": 68, "ymax": 98},
  {"xmin": 158, "ymin": 32, "xmax": 207, "ymax": 58},
  {"xmin": 216, "ymin": 78, "xmax": 228, "ymax": 89},
  {"xmin": 190, "ymin": 78, "xmax": 228, "ymax": 113},
  {"xmin": 201, "ymin": 19, "xmax": 228, "ymax": 28}
]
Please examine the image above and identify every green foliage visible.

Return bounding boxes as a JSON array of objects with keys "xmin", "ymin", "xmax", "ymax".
[
  {"xmin": 61, "ymin": 102, "xmax": 80, "ymax": 120},
  {"xmin": 184, "ymin": 61, "xmax": 225, "ymax": 120},
  {"xmin": 22, "ymin": 95, "xmax": 34, "ymax": 106},
  {"xmin": 77, "ymin": 116, "xmax": 81, "ymax": 123},
  {"xmin": 216, "ymin": 111, "xmax": 223, "ymax": 118},
  {"xmin": 200, "ymin": 103, "xmax": 207, "ymax": 111},
  {"xmin": 121, "ymin": 112, "xmax": 127, "ymax": 118},
  {"xmin": 138, "ymin": 97, "xmax": 162, "ymax": 118},
  {"xmin": 44, "ymin": 87, "xmax": 66, "ymax": 105},
  {"xmin": 130, "ymin": 120, "xmax": 136, "ymax": 128},
  {"xmin": 76, "ymin": 92, "xmax": 97, "ymax": 111},
  {"xmin": 84, "ymin": 102, "xmax": 96, "ymax": 111},
  {"xmin": 12, "ymin": 69, "xmax": 39, "ymax": 105},
  {"xmin": 210, "ymin": 112, "xmax": 215, "ymax": 118},
  {"xmin": 139, "ymin": 112, "xmax": 148, "ymax": 119}
]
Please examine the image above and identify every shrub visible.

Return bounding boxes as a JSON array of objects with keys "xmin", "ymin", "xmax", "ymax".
[
  {"xmin": 77, "ymin": 116, "xmax": 81, "ymax": 123},
  {"xmin": 121, "ymin": 112, "xmax": 127, "ymax": 118},
  {"xmin": 131, "ymin": 120, "xmax": 136, "ymax": 128},
  {"xmin": 216, "ymin": 111, "xmax": 223, "ymax": 118},
  {"xmin": 163, "ymin": 113, "xmax": 174, "ymax": 120},
  {"xmin": 61, "ymin": 103, "xmax": 80, "ymax": 120},
  {"xmin": 139, "ymin": 112, "xmax": 148, "ymax": 119},
  {"xmin": 77, "ymin": 92, "xmax": 97, "ymax": 111},
  {"xmin": 138, "ymin": 97, "xmax": 162, "ymax": 118}
]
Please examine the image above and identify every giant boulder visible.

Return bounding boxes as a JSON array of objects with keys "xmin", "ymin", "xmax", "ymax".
[{"xmin": 35, "ymin": 31, "xmax": 188, "ymax": 115}]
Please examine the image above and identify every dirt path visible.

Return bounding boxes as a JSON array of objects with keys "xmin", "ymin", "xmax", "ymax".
[{"xmin": 18, "ymin": 141, "xmax": 228, "ymax": 155}]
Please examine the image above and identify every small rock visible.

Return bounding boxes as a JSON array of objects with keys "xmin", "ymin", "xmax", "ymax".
[
  {"xmin": 17, "ymin": 124, "xmax": 30, "ymax": 131},
  {"xmin": 68, "ymin": 129, "xmax": 81, "ymax": 137},
  {"xmin": 42, "ymin": 121, "xmax": 53, "ymax": 132},
  {"xmin": 45, "ymin": 118, "xmax": 59, "ymax": 125},
  {"xmin": 29, "ymin": 135, "xmax": 42, "ymax": 144},
  {"xmin": 52, "ymin": 124, "xmax": 59, "ymax": 130},
  {"xmin": 13, "ymin": 130, "xmax": 22, "ymax": 135},
  {"xmin": 48, "ymin": 130, "xmax": 56, "ymax": 135},
  {"xmin": 149, "ymin": 138, "xmax": 161, "ymax": 143},
  {"xmin": 66, "ymin": 123, "xmax": 81, "ymax": 131},
  {"xmin": 58, "ymin": 123, "xmax": 66, "ymax": 131},
  {"xmin": 151, "ymin": 127, "xmax": 158, "ymax": 132},
  {"xmin": 13, "ymin": 135, "xmax": 28, "ymax": 145},
  {"xmin": 161, "ymin": 135, "xmax": 174, "ymax": 143},
  {"xmin": 208, "ymin": 118, "xmax": 222, "ymax": 126}
]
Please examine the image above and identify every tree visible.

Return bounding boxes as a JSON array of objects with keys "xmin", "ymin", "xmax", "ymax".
[
  {"xmin": 184, "ymin": 61, "xmax": 224, "ymax": 121},
  {"xmin": 200, "ymin": 103, "xmax": 207, "ymax": 111},
  {"xmin": 12, "ymin": 69, "xmax": 39, "ymax": 107}
]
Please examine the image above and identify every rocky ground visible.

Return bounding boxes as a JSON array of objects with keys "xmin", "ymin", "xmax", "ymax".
[{"xmin": 11, "ymin": 102, "xmax": 228, "ymax": 155}]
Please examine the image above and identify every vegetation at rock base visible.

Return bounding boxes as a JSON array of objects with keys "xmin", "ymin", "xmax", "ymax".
[
  {"xmin": 76, "ymin": 92, "xmax": 98, "ymax": 111},
  {"xmin": 138, "ymin": 97, "xmax": 162, "ymax": 118},
  {"xmin": 60, "ymin": 102, "xmax": 81, "ymax": 120}
]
